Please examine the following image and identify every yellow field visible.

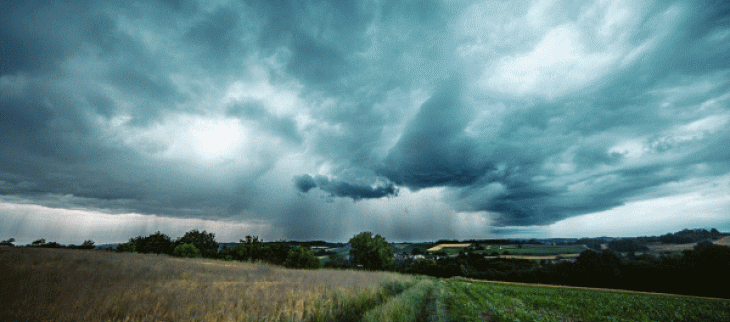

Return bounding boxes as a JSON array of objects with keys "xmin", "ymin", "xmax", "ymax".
[
  {"xmin": 0, "ymin": 247, "xmax": 412, "ymax": 322},
  {"xmin": 647, "ymin": 242, "xmax": 696, "ymax": 252},
  {"xmin": 714, "ymin": 236, "xmax": 730, "ymax": 246},
  {"xmin": 483, "ymin": 253, "xmax": 580, "ymax": 260},
  {"xmin": 646, "ymin": 237, "xmax": 730, "ymax": 253},
  {"xmin": 426, "ymin": 243, "xmax": 471, "ymax": 252}
]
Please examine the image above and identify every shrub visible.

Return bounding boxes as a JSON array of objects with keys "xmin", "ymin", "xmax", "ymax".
[
  {"xmin": 175, "ymin": 229, "xmax": 218, "ymax": 258},
  {"xmin": 116, "ymin": 242, "xmax": 136, "ymax": 253},
  {"xmin": 173, "ymin": 243, "xmax": 202, "ymax": 258},
  {"xmin": 284, "ymin": 246, "xmax": 320, "ymax": 269}
]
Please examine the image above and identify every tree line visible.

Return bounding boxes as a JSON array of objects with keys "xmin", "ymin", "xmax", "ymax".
[
  {"xmin": 4, "ymin": 228, "xmax": 728, "ymax": 298},
  {"xmin": 1, "ymin": 231, "xmax": 391, "ymax": 271},
  {"xmin": 114, "ymin": 230, "xmax": 320, "ymax": 269},
  {"xmin": 1, "ymin": 238, "xmax": 96, "ymax": 249}
]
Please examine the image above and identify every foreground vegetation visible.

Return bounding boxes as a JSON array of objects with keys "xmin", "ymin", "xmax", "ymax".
[
  {"xmin": 2, "ymin": 247, "xmax": 729, "ymax": 321},
  {"xmin": 445, "ymin": 278, "xmax": 730, "ymax": 322},
  {"xmin": 0, "ymin": 247, "xmax": 412, "ymax": 321}
]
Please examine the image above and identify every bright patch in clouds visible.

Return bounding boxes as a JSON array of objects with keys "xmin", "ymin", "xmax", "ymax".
[
  {"xmin": 190, "ymin": 117, "xmax": 243, "ymax": 161},
  {"xmin": 484, "ymin": 24, "xmax": 616, "ymax": 97}
]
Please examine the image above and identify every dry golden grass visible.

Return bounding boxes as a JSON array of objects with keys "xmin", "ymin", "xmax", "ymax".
[
  {"xmin": 482, "ymin": 254, "xmax": 580, "ymax": 260},
  {"xmin": 646, "ymin": 237, "xmax": 730, "ymax": 253},
  {"xmin": 426, "ymin": 243, "xmax": 471, "ymax": 252},
  {"xmin": 0, "ymin": 247, "xmax": 412, "ymax": 322},
  {"xmin": 647, "ymin": 242, "xmax": 697, "ymax": 253},
  {"xmin": 714, "ymin": 236, "xmax": 730, "ymax": 246}
]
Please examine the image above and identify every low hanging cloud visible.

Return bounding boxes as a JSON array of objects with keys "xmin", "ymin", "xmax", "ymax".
[{"xmin": 293, "ymin": 174, "xmax": 398, "ymax": 200}]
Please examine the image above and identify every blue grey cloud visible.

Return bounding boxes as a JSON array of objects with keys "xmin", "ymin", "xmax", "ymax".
[
  {"xmin": 294, "ymin": 174, "xmax": 398, "ymax": 200},
  {"xmin": 1, "ymin": 0, "xmax": 729, "ymax": 242}
]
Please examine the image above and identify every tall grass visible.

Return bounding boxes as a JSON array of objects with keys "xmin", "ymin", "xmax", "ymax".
[
  {"xmin": 360, "ymin": 278, "xmax": 444, "ymax": 322},
  {"xmin": 0, "ymin": 247, "xmax": 412, "ymax": 321},
  {"xmin": 307, "ymin": 278, "xmax": 416, "ymax": 322}
]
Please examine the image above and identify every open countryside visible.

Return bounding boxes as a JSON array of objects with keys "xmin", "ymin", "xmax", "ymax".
[
  {"xmin": 1, "ymin": 246, "xmax": 728, "ymax": 322},
  {"xmin": 2, "ymin": 228, "xmax": 730, "ymax": 321}
]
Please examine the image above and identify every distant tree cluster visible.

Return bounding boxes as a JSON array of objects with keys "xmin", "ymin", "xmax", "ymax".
[
  {"xmin": 0, "ymin": 238, "xmax": 97, "ymax": 249},
  {"xmin": 607, "ymin": 238, "xmax": 649, "ymax": 253},
  {"xmin": 114, "ymin": 231, "xmax": 321, "ymax": 269},
  {"xmin": 654, "ymin": 228, "xmax": 722, "ymax": 244},
  {"xmin": 224, "ymin": 236, "xmax": 294, "ymax": 266},
  {"xmin": 284, "ymin": 247, "xmax": 320, "ymax": 269},
  {"xmin": 575, "ymin": 238, "xmax": 603, "ymax": 251},
  {"xmin": 0, "ymin": 238, "xmax": 16, "ymax": 247}
]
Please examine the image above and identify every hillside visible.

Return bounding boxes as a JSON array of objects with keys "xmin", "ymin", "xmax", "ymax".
[{"xmin": 2, "ymin": 247, "xmax": 728, "ymax": 321}]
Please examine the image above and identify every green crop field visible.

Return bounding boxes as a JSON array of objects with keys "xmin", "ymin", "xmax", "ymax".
[
  {"xmin": 497, "ymin": 245, "xmax": 586, "ymax": 256},
  {"xmin": 445, "ymin": 278, "xmax": 730, "ymax": 322}
]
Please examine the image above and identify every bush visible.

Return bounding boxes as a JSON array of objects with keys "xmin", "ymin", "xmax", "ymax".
[
  {"xmin": 116, "ymin": 242, "xmax": 136, "ymax": 253},
  {"xmin": 175, "ymin": 229, "xmax": 218, "ymax": 258},
  {"xmin": 324, "ymin": 253, "xmax": 350, "ymax": 269},
  {"xmin": 0, "ymin": 238, "xmax": 15, "ymax": 247},
  {"xmin": 284, "ymin": 246, "xmax": 320, "ymax": 269},
  {"xmin": 130, "ymin": 232, "xmax": 173, "ymax": 255},
  {"xmin": 173, "ymin": 243, "xmax": 202, "ymax": 258},
  {"xmin": 78, "ymin": 240, "xmax": 96, "ymax": 250}
]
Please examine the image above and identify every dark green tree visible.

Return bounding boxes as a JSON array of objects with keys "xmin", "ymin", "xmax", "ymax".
[
  {"xmin": 218, "ymin": 246, "xmax": 234, "ymax": 260},
  {"xmin": 263, "ymin": 241, "xmax": 292, "ymax": 265},
  {"xmin": 176, "ymin": 229, "xmax": 218, "ymax": 258},
  {"xmin": 130, "ymin": 232, "xmax": 173, "ymax": 254},
  {"xmin": 232, "ymin": 235, "xmax": 264, "ymax": 261},
  {"xmin": 409, "ymin": 258, "xmax": 438, "ymax": 275},
  {"xmin": 31, "ymin": 238, "xmax": 46, "ymax": 246},
  {"xmin": 324, "ymin": 253, "xmax": 350, "ymax": 269},
  {"xmin": 116, "ymin": 242, "xmax": 136, "ymax": 253},
  {"xmin": 0, "ymin": 238, "xmax": 15, "ymax": 246},
  {"xmin": 348, "ymin": 232, "xmax": 393, "ymax": 270},
  {"xmin": 79, "ymin": 240, "xmax": 95, "ymax": 250},
  {"xmin": 284, "ymin": 246, "xmax": 320, "ymax": 269},
  {"xmin": 173, "ymin": 243, "xmax": 202, "ymax": 258},
  {"xmin": 608, "ymin": 238, "xmax": 649, "ymax": 253}
]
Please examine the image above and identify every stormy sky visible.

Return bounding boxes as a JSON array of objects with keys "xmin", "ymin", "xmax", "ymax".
[{"xmin": 2, "ymin": 0, "xmax": 729, "ymax": 244}]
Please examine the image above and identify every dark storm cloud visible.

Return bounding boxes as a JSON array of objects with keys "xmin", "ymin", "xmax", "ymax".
[
  {"xmin": 378, "ymin": 80, "xmax": 493, "ymax": 189},
  {"xmin": 2, "ymin": 0, "xmax": 730, "ymax": 243},
  {"xmin": 294, "ymin": 174, "xmax": 397, "ymax": 200},
  {"xmin": 0, "ymin": 1, "xmax": 258, "ymax": 220}
]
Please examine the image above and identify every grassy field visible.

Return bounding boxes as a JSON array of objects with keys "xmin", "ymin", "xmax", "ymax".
[
  {"xmin": 425, "ymin": 244, "xmax": 585, "ymax": 259},
  {"xmin": 2, "ymin": 247, "xmax": 728, "ymax": 321},
  {"xmin": 0, "ymin": 247, "xmax": 413, "ymax": 322},
  {"xmin": 427, "ymin": 243, "xmax": 471, "ymax": 252},
  {"xmin": 494, "ymin": 245, "xmax": 585, "ymax": 256},
  {"xmin": 714, "ymin": 236, "xmax": 730, "ymax": 246}
]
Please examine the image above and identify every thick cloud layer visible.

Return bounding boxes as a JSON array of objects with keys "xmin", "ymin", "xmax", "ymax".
[
  {"xmin": 294, "ymin": 174, "xmax": 397, "ymax": 200},
  {"xmin": 1, "ymin": 0, "xmax": 729, "ymax": 242}
]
